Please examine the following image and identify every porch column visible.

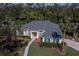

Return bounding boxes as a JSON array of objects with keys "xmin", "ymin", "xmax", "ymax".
[
  {"xmin": 59, "ymin": 39, "xmax": 63, "ymax": 43},
  {"xmin": 37, "ymin": 32, "xmax": 40, "ymax": 38},
  {"xmin": 23, "ymin": 31, "xmax": 27, "ymax": 36},
  {"xmin": 26, "ymin": 30, "xmax": 28, "ymax": 35},
  {"xmin": 42, "ymin": 38, "xmax": 45, "ymax": 42},
  {"xmin": 31, "ymin": 31, "xmax": 33, "ymax": 39}
]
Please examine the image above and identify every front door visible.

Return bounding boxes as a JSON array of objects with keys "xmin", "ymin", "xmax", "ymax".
[{"xmin": 31, "ymin": 32, "xmax": 37, "ymax": 39}]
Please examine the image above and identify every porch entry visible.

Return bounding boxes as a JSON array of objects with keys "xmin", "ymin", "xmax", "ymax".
[
  {"xmin": 44, "ymin": 37, "xmax": 50, "ymax": 43},
  {"xmin": 31, "ymin": 31, "xmax": 37, "ymax": 39}
]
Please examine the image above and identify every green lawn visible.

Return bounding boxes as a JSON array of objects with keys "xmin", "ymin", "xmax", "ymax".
[
  {"xmin": 65, "ymin": 46, "xmax": 79, "ymax": 56},
  {"xmin": 28, "ymin": 44, "xmax": 79, "ymax": 56},
  {"xmin": 28, "ymin": 44, "xmax": 60, "ymax": 56}
]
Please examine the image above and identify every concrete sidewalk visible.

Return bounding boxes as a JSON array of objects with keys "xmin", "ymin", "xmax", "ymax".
[
  {"xmin": 64, "ymin": 39, "xmax": 79, "ymax": 51},
  {"xmin": 23, "ymin": 38, "xmax": 36, "ymax": 56}
]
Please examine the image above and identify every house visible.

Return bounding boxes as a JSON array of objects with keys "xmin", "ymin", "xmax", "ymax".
[{"xmin": 16, "ymin": 20, "xmax": 63, "ymax": 44}]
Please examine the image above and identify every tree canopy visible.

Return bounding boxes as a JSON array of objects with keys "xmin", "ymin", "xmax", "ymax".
[{"xmin": 0, "ymin": 3, "xmax": 79, "ymax": 37}]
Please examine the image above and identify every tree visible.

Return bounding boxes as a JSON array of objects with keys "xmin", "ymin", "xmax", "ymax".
[{"xmin": 0, "ymin": 19, "xmax": 24, "ymax": 53}]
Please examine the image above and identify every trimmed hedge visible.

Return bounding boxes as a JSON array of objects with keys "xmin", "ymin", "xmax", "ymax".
[
  {"xmin": 39, "ymin": 42, "xmax": 67, "ymax": 48},
  {"xmin": 17, "ymin": 35, "xmax": 31, "ymax": 39}
]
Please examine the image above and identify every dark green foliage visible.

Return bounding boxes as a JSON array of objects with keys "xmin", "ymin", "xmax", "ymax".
[
  {"xmin": 17, "ymin": 35, "xmax": 31, "ymax": 39},
  {"xmin": 39, "ymin": 42, "xmax": 67, "ymax": 53},
  {"xmin": 39, "ymin": 42, "xmax": 53, "ymax": 48},
  {"xmin": 39, "ymin": 42, "xmax": 66, "ymax": 49},
  {"xmin": 0, "ymin": 16, "xmax": 29, "ymax": 55},
  {"xmin": 0, "ymin": 36, "xmax": 24, "ymax": 52},
  {"xmin": 0, "ymin": 4, "xmax": 79, "ymax": 36}
]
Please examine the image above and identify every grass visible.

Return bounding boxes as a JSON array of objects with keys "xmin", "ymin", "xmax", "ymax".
[
  {"xmin": 28, "ymin": 43, "xmax": 79, "ymax": 56},
  {"xmin": 65, "ymin": 46, "xmax": 79, "ymax": 56},
  {"xmin": 28, "ymin": 44, "xmax": 60, "ymax": 56}
]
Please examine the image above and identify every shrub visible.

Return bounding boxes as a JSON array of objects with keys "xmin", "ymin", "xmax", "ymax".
[
  {"xmin": 17, "ymin": 35, "xmax": 31, "ymax": 39},
  {"xmin": 23, "ymin": 40, "xmax": 28, "ymax": 46},
  {"xmin": 57, "ymin": 42, "xmax": 67, "ymax": 52},
  {"xmin": 61, "ymin": 42, "xmax": 67, "ymax": 46},
  {"xmin": 39, "ymin": 43, "xmax": 43, "ymax": 47},
  {"xmin": 39, "ymin": 42, "xmax": 54, "ymax": 48},
  {"xmin": 39, "ymin": 42, "xmax": 67, "ymax": 49}
]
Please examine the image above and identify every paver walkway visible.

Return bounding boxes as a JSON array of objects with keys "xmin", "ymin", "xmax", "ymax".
[
  {"xmin": 64, "ymin": 39, "xmax": 79, "ymax": 51},
  {"xmin": 23, "ymin": 38, "xmax": 36, "ymax": 56}
]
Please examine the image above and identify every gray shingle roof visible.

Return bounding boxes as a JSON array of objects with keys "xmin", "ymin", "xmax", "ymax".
[{"xmin": 20, "ymin": 20, "xmax": 62, "ymax": 38}]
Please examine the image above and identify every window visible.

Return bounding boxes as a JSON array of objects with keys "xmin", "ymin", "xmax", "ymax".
[{"xmin": 45, "ymin": 38, "xmax": 50, "ymax": 43}]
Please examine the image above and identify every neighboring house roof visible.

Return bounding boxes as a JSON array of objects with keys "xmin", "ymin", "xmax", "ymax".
[{"xmin": 20, "ymin": 20, "xmax": 62, "ymax": 38}]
